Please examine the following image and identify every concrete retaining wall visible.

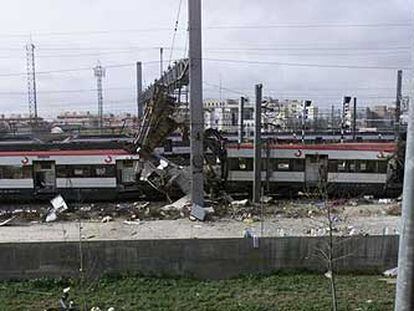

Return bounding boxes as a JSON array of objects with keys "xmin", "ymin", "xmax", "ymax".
[{"xmin": 0, "ymin": 236, "xmax": 398, "ymax": 280}]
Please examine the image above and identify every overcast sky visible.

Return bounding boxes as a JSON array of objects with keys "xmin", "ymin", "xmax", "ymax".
[{"xmin": 0, "ymin": 0, "xmax": 411, "ymax": 117}]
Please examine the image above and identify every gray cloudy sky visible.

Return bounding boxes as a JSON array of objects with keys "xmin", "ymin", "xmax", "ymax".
[{"xmin": 0, "ymin": 0, "xmax": 411, "ymax": 117}]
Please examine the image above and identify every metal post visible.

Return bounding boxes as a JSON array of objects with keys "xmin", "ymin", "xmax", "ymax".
[
  {"xmin": 395, "ymin": 70, "xmax": 402, "ymax": 141},
  {"xmin": 136, "ymin": 62, "xmax": 143, "ymax": 119},
  {"xmin": 93, "ymin": 62, "xmax": 105, "ymax": 131},
  {"xmin": 188, "ymin": 0, "xmax": 204, "ymax": 208},
  {"xmin": 301, "ymin": 101, "xmax": 306, "ymax": 144},
  {"xmin": 265, "ymin": 139, "xmax": 271, "ymax": 193},
  {"xmin": 395, "ymin": 69, "xmax": 414, "ymax": 310},
  {"xmin": 160, "ymin": 47, "xmax": 164, "ymax": 79},
  {"xmin": 238, "ymin": 96, "xmax": 245, "ymax": 144},
  {"xmin": 26, "ymin": 43, "xmax": 38, "ymax": 125},
  {"xmin": 353, "ymin": 97, "xmax": 357, "ymax": 141},
  {"xmin": 253, "ymin": 84, "xmax": 263, "ymax": 204}
]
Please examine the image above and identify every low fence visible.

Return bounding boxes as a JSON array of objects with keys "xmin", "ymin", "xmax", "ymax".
[{"xmin": 0, "ymin": 236, "xmax": 398, "ymax": 280}]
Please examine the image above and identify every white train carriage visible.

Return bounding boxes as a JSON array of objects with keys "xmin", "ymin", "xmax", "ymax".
[
  {"xmin": 0, "ymin": 148, "xmax": 141, "ymax": 201},
  {"xmin": 225, "ymin": 142, "xmax": 397, "ymax": 196}
]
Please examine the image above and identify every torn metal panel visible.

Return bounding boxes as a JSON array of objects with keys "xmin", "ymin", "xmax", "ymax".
[
  {"xmin": 0, "ymin": 216, "xmax": 17, "ymax": 226},
  {"xmin": 190, "ymin": 204, "xmax": 206, "ymax": 221},
  {"xmin": 46, "ymin": 195, "xmax": 68, "ymax": 223}
]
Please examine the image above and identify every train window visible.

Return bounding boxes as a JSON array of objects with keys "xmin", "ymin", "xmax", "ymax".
[
  {"xmin": 56, "ymin": 165, "xmax": 115, "ymax": 178},
  {"xmin": 239, "ymin": 158, "xmax": 253, "ymax": 171},
  {"xmin": 56, "ymin": 166, "xmax": 69, "ymax": 178},
  {"xmin": 337, "ymin": 161, "xmax": 346, "ymax": 172},
  {"xmin": 96, "ymin": 165, "xmax": 115, "ymax": 177},
  {"xmin": 328, "ymin": 160, "xmax": 338, "ymax": 172},
  {"xmin": 291, "ymin": 159, "xmax": 304, "ymax": 171},
  {"xmin": 349, "ymin": 161, "xmax": 356, "ymax": 172},
  {"xmin": 123, "ymin": 160, "xmax": 134, "ymax": 168},
  {"xmin": 0, "ymin": 166, "xmax": 32, "ymax": 179},
  {"xmin": 359, "ymin": 162, "xmax": 367, "ymax": 172},
  {"xmin": 22, "ymin": 166, "xmax": 32, "ymax": 178},
  {"xmin": 366, "ymin": 161, "xmax": 377, "ymax": 173},
  {"xmin": 73, "ymin": 166, "xmax": 90, "ymax": 177},
  {"xmin": 95, "ymin": 167, "xmax": 106, "ymax": 176},
  {"xmin": 227, "ymin": 158, "xmax": 240, "ymax": 170},
  {"xmin": 378, "ymin": 161, "xmax": 388, "ymax": 174},
  {"xmin": 39, "ymin": 162, "xmax": 52, "ymax": 170},
  {"xmin": 277, "ymin": 160, "xmax": 290, "ymax": 171}
]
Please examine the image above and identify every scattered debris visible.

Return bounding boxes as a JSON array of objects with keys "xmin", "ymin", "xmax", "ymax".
[
  {"xmin": 123, "ymin": 220, "xmax": 142, "ymax": 226},
  {"xmin": 190, "ymin": 204, "xmax": 206, "ymax": 221},
  {"xmin": 324, "ymin": 270, "xmax": 333, "ymax": 279},
  {"xmin": 46, "ymin": 195, "xmax": 69, "ymax": 223},
  {"xmin": 59, "ymin": 287, "xmax": 75, "ymax": 310},
  {"xmin": 133, "ymin": 201, "xmax": 150, "ymax": 209},
  {"xmin": 378, "ymin": 198, "xmax": 394, "ymax": 204},
  {"xmin": 261, "ymin": 196, "xmax": 273, "ymax": 204},
  {"xmin": 383, "ymin": 267, "xmax": 398, "ymax": 278},
  {"xmin": 0, "ymin": 216, "xmax": 17, "ymax": 227},
  {"xmin": 231, "ymin": 199, "xmax": 249, "ymax": 207},
  {"xmin": 101, "ymin": 215, "xmax": 113, "ymax": 223},
  {"xmin": 385, "ymin": 203, "xmax": 401, "ymax": 216},
  {"xmin": 162, "ymin": 195, "xmax": 191, "ymax": 212}
]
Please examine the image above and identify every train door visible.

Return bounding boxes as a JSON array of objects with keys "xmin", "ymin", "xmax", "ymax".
[
  {"xmin": 33, "ymin": 161, "xmax": 56, "ymax": 193},
  {"xmin": 305, "ymin": 155, "xmax": 328, "ymax": 187},
  {"xmin": 116, "ymin": 160, "xmax": 137, "ymax": 189}
]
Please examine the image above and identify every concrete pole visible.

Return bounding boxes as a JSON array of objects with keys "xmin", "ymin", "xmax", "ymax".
[
  {"xmin": 301, "ymin": 101, "xmax": 306, "ymax": 144},
  {"xmin": 136, "ymin": 62, "xmax": 143, "ymax": 119},
  {"xmin": 395, "ymin": 70, "xmax": 402, "ymax": 141},
  {"xmin": 352, "ymin": 97, "xmax": 357, "ymax": 141},
  {"xmin": 253, "ymin": 84, "xmax": 263, "ymax": 204},
  {"xmin": 188, "ymin": 0, "xmax": 204, "ymax": 208},
  {"xmin": 395, "ymin": 70, "xmax": 414, "ymax": 309},
  {"xmin": 160, "ymin": 47, "xmax": 164, "ymax": 79},
  {"xmin": 238, "ymin": 96, "xmax": 245, "ymax": 144}
]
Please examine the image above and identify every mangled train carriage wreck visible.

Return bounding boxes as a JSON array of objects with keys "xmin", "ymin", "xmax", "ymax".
[{"xmin": 0, "ymin": 56, "xmax": 405, "ymax": 201}]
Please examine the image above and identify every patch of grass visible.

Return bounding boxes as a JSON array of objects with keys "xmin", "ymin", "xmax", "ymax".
[{"xmin": 0, "ymin": 273, "xmax": 395, "ymax": 310}]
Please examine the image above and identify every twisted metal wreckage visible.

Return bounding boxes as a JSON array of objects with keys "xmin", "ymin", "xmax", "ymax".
[{"xmin": 124, "ymin": 59, "xmax": 228, "ymax": 219}]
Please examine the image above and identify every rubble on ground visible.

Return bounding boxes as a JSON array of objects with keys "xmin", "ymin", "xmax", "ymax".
[
  {"xmin": 45, "ymin": 195, "xmax": 69, "ymax": 222},
  {"xmin": 383, "ymin": 267, "xmax": 398, "ymax": 277}
]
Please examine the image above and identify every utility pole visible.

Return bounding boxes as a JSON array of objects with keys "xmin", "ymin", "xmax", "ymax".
[
  {"xmin": 395, "ymin": 69, "xmax": 414, "ymax": 310},
  {"xmin": 341, "ymin": 96, "xmax": 351, "ymax": 143},
  {"xmin": 301, "ymin": 100, "xmax": 311, "ymax": 144},
  {"xmin": 238, "ymin": 96, "xmax": 245, "ymax": 144},
  {"xmin": 353, "ymin": 97, "xmax": 357, "ymax": 141},
  {"xmin": 136, "ymin": 62, "xmax": 143, "ymax": 119},
  {"xmin": 331, "ymin": 104, "xmax": 335, "ymax": 135},
  {"xmin": 395, "ymin": 70, "xmax": 402, "ymax": 141},
  {"xmin": 253, "ymin": 84, "xmax": 263, "ymax": 204},
  {"xmin": 160, "ymin": 47, "xmax": 164, "ymax": 79},
  {"xmin": 93, "ymin": 61, "xmax": 105, "ymax": 130},
  {"xmin": 26, "ymin": 42, "xmax": 37, "ymax": 126},
  {"xmin": 188, "ymin": 0, "xmax": 204, "ymax": 208}
]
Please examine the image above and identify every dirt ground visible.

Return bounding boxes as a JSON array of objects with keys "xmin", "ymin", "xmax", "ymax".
[{"xmin": 0, "ymin": 199, "xmax": 401, "ymax": 242}]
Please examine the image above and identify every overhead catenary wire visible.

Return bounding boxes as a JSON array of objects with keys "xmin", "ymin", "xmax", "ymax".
[
  {"xmin": 0, "ymin": 59, "xmax": 168, "ymax": 78},
  {"xmin": 203, "ymin": 58, "xmax": 411, "ymax": 70},
  {"xmin": 168, "ymin": 0, "xmax": 184, "ymax": 66},
  {"xmin": 0, "ymin": 22, "xmax": 409, "ymax": 38}
]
